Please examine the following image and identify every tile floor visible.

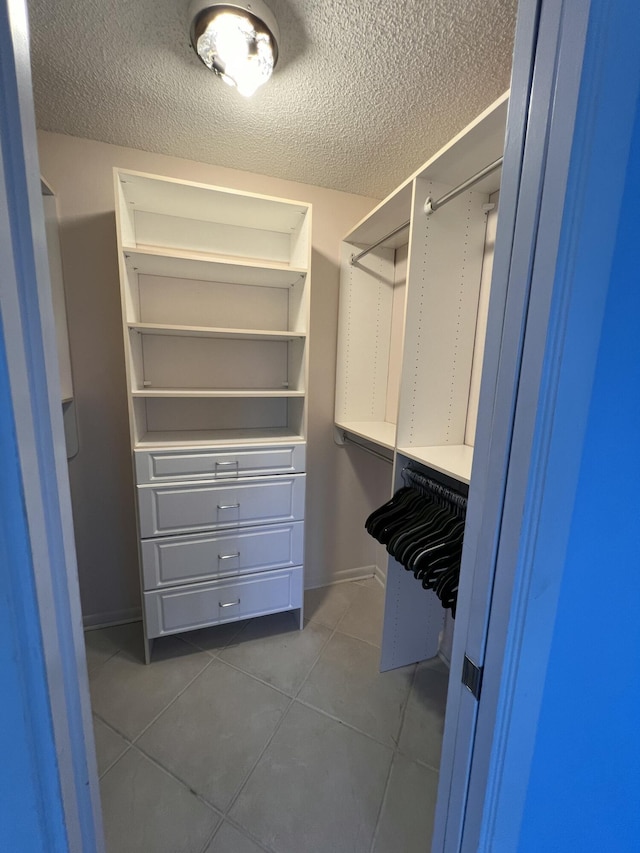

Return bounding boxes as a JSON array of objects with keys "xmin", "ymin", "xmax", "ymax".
[{"xmin": 86, "ymin": 578, "xmax": 449, "ymax": 853}]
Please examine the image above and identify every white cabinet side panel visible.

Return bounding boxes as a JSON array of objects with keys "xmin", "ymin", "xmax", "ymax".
[
  {"xmin": 335, "ymin": 244, "xmax": 395, "ymax": 422},
  {"xmin": 42, "ymin": 194, "xmax": 73, "ymax": 403},
  {"xmin": 465, "ymin": 190, "xmax": 500, "ymax": 446},
  {"xmin": 385, "ymin": 244, "xmax": 408, "ymax": 423},
  {"xmin": 398, "ymin": 181, "xmax": 489, "ymax": 448}
]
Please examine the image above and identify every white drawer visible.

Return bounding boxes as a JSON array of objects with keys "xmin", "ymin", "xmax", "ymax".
[
  {"xmin": 140, "ymin": 521, "xmax": 304, "ymax": 590},
  {"xmin": 144, "ymin": 566, "xmax": 303, "ymax": 638},
  {"xmin": 135, "ymin": 443, "xmax": 306, "ymax": 484},
  {"xmin": 137, "ymin": 474, "xmax": 305, "ymax": 538}
]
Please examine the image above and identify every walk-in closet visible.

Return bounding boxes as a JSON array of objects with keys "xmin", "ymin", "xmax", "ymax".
[{"xmin": 11, "ymin": 0, "xmax": 626, "ymax": 851}]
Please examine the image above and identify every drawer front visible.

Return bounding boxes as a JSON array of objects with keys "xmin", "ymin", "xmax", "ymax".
[
  {"xmin": 137, "ymin": 474, "xmax": 305, "ymax": 538},
  {"xmin": 135, "ymin": 444, "xmax": 306, "ymax": 484},
  {"xmin": 144, "ymin": 566, "xmax": 304, "ymax": 637},
  {"xmin": 141, "ymin": 521, "xmax": 304, "ymax": 590}
]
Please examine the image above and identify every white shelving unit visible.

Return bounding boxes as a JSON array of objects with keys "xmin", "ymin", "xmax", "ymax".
[
  {"xmin": 114, "ymin": 169, "xmax": 312, "ymax": 661},
  {"xmin": 334, "ymin": 93, "xmax": 508, "ymax": 669}
]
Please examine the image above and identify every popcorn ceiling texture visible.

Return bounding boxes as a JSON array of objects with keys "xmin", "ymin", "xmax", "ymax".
[{"xmin": 27, "ymin": 0, "xmax": 517, "ymax": 198}]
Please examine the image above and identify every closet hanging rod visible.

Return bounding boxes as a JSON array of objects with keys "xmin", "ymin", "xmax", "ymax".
[
  {"xmin": 343, "ymin": 434, "xmax": 393, "ymax": 464},
  {"xmin": 350, "ymin": 220, "xmax": 410, "ymax": 265},
  {"xmin": 424, "ymin": 156, "xmax": 504, "ymax": 215}
]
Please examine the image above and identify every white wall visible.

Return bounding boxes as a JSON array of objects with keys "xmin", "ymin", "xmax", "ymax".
[{"xmin": 37, "ymin": 131, "xmax": 392, "ymax": 625}]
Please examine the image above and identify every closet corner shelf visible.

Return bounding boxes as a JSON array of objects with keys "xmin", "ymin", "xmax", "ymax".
[
  {"xmin": 122, "ymin": 245, "xmax": 307, "ymax": 286},
  {"xmin": 132, "ymin": 388, "xmax": 305, "ymax": 399},
  {"xmin": 397, "ymin": 444, "xmax": 473, "ymax": 485},
  {"xmin": 336, "ymin": 420, "xmax": 396, "ymax": 451},
  {"xmin": 127, "ymin": 323, "xmax": 306, "ymax": 342}
]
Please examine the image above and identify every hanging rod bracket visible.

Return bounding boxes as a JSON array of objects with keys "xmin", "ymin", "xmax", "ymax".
[{"xmin": 423, "ymin": 197, "xmax": 435, "ymax": 216}]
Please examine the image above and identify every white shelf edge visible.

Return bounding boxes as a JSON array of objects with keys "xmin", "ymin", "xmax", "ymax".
[
  {"xmin": 132, "ymin": 388, "xmax": 306, "ymax": 398},
  {"xmin": 122, "ymin": 244, "xmax": 308, "ymax": 276},
  {"xmin": 134, "ymin": 428, "xmax": 306, "ymax": 448},
  {"xmin": 335, "ymin": 420, "xmax": 397, "ymax": 451},
  {"xmin": 397, "ymin": 444, "xmax": 473, "ymax": 485},
  {"xmin": 128, "ymin": 323, "xmax": 306, "ymax": 341}
]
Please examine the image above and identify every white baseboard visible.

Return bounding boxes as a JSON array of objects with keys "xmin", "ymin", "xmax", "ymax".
[
  {"xmin": 83, "ymin": 607, "xmax": 142, "ymax": 630},
  {"xmin": 305, "ymin": 565, "xmax": 386, "ymax": 591}
]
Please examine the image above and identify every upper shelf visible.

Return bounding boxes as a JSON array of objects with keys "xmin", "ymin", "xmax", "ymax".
[
  {"xmin": 132, "ymin": 388, "xmax": 306, "ymax": 398},
  {"xmin": 123, "ymin": 246, "xmax": 307, "ymax": 286},
  {"xmin": 336, "ymin": 420, "xmax": 397, "ymax": 451},
  {"xmin": 397, "ymin": 444, "xmax": 473, "ymax": 485},
  {"xmin": 343, "ymin": 92, "xmax": 508, "ymax": 250},
  {"xmin": 128, "ymin": 323, "xmax": 306, "ymax": 342}
]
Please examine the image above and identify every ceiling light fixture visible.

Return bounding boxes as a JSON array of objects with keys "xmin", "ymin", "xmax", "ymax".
[{"xmin": 188, "ymin": 0, "xmax": 279, "ymax": 98}]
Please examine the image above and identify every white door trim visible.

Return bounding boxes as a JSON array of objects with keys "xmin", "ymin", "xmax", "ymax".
[{"xmin": 0, "ymin": 1, "xmax": 103, "ymax": 849}]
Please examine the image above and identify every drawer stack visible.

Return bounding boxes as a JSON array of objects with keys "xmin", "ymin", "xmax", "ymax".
[{"xmin": 135, "ymin": 444, "xmax": 306, "ymax": 639}]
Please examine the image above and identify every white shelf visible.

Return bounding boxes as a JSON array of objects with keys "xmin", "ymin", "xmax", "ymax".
[
  {"xmin": 336, "ymin": 420, "xmax": 396, "ymax": 451},
  {"xmin": 135, "ymin": 427, "xmax": 305, "ymax": 448},
  {"xmin": 397, "ymin": 444, "xmax": 473, "ymax": 484},
  {"xmin": 128, "ymin": 323, "xmax": 306, "ymax": 341},
  {"xmin": 132, "ymin": 388, "xmax": 305, "ymax": 398},
  {"xmin": 123, "ymin": 246, "xmax": 307, "ymax": 286}
]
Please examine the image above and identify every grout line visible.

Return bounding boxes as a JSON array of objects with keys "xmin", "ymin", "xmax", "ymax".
[
  {"xmin": 222, "ymin": 694, "xmax": 297, "ymax": 819},
  {"xmin": 395, "ymin": 661, "xmax": 419, "ymax": 749},
  {"xmin": 293, "ymin": 697, "xmax": 397, "ymax": 753},
  {"xmin": 179, "ymin": 617, "xmax": 254, "ymax": 657},
  {"xmin": 220, "ymin": 616, "xmax": 338, "ymax": 823},
  {"xmin": 196, "ymin": 820, "xmax": 222, "ymax": 853},
  {"xmin": 369, "ymin": 750, "xmax": 396, "ymax": 853},
  {"xmin": 127, "ymin": 743, "xmax": 223, "ymax": 818},
  {"xmin": 215, "ymin": 815, "xmax": 277, "ymax": 853}
]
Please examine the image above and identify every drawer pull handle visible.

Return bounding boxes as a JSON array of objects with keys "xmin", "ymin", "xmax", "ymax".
[
  {"xmin": 219, "ymin": 599, "xmax": 240, "ymax": 608},
  {"xmin": 218, "ymin": 552, "xmax": 240, "ymax": 561},
  {"xmin": 215, "ymin": 460, "xmax": 238, "ymax": 467},
  {"xmin": 217, "ymin": 503, "xmax": 240, "ymax": 510}
]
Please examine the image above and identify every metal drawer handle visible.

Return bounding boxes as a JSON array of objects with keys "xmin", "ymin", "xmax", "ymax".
[
  {"xmin": 217, "ymin": 503, "xmax": 240, "ymax": 510},
  {"xmin": 219, "ymin": 599, "xmax": 240, "ymax": 608},
  {"xmin": 218, "ymin": 552, "xmax": 240, "ymax": 561},
  {"xmin": 215, "ymin": 460, "xmax": 239, "ymax": 470}
]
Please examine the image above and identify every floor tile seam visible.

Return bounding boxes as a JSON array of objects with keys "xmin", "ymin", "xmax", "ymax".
[
  {"xmin": 91, "ymin": 709, "xmax": 136, "ymax": 746},
  {"xmin": 126, "ymin": 741, "xmax": 225, "ymax": 818},
  {"xmin": 212, "ymin": 655, "xmax": 297, "ymax": 700},
  {"xmin": 332, "ymin": 624, "xmax": 382, "ymax": 651},
  {"xmin": 196, "ymin": 820, "xmax": 223, "ymax": 853},
  {"xmin": 213, "ymin": 814, "xmax": 278, "ymax": 853},
  {"xmin": 126, "ymin": 654, "xmax": 218, "ymax": 745},
  {"xmin": 97, "ymin": 745, "xmax": 132, "ymax": 781},
  {"xmin": 395, "ymin": 661, "xmax": 420, "ymax": 749},
  {"xmin": 368, "ymin": 745, "xmax": 397, "ymax": 853},
  {"xmin": 222, "ymin": 694, "xmax": 297, "ymax": 819},
  {"xmin": 290, "ymin": 619, "xmax": 340, "ymax": 700},
  {"xmin": 292, "ymin": 696, "xmax": 398, "ymax": 753},
  {"xmin": 394, "ymin": 745, "xmax": 441, "ymax": 774}
]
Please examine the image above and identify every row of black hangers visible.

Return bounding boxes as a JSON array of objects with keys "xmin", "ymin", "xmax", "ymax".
[{"xmin": 365, "ymin": 469, "xmax": 467, "ymax": 617}]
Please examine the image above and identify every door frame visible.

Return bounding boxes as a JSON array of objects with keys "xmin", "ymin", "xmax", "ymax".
[
  {"xmin": 0, "ymin": 0, "xmax": 103, "ymax": 849},
  {"xmin": 434, "ymin": 0, "xmax": 640, "ymax": 849}
]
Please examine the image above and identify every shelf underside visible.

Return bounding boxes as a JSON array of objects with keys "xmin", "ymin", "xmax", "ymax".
[
  {"xmin": 124, "ymin": 246, "xmax": 306, "ymax": 287},
  {"xmin": 135, "ymin": 426, "xmax": 305, "ymax": 448},
  {"xmin": 132, "ymin": 388, "xmax": 305, "ymax": 398},
  {"xmin": 129, "ymin": 323, "xmax": 306, "ymax": 341},
  {"xmin": 397, "ymin": 444, "xmax": 473, "ymax": 484},
  {"xmin": 336, "ymin": 420, "xmax": 396, "ymax": 451}
]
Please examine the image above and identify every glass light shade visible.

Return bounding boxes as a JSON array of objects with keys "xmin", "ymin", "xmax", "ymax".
[{"xmin": 194, "ymin": 8, "xmax": 277, "ymax": 97}]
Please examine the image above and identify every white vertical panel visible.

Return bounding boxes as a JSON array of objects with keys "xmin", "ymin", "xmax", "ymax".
[
  {"xmin": 397, "ymin": 179, "xmax": 489, "ymax": 448},
  {"xmin": 335, "ymin": 243, "xmax": 395, "ymax": 422},
  {"xmin": 385, "ymin": 244, "xmax": 408, "ymax": 423},
  {"xmin": 465, "ymin": 190, "xmax": 500, "ymax": 446},
  {"xmin": 42, "ymin": 193, "xmax": 73, "ymax": 403}
]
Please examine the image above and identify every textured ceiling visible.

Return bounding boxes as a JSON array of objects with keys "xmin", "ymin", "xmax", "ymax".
[{"xmin": 27, "ymin": 0, "xmax": 517, "ymax": 198}]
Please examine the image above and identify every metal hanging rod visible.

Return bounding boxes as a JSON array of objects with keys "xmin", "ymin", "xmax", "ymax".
[
  {"xmin": 350, "ymin": 220, "xmax": 410, "ymax": 266},
  {"xmin": 424, "ymin": 156, "xmax": 504, "ymax": 215},
  {"xmin": 343, "ymin": 434, "xmax": 393, "ymax": 464},
  {"xmin": 349, "ymin": 156, "xmax": 503, "ymax": 265}
]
